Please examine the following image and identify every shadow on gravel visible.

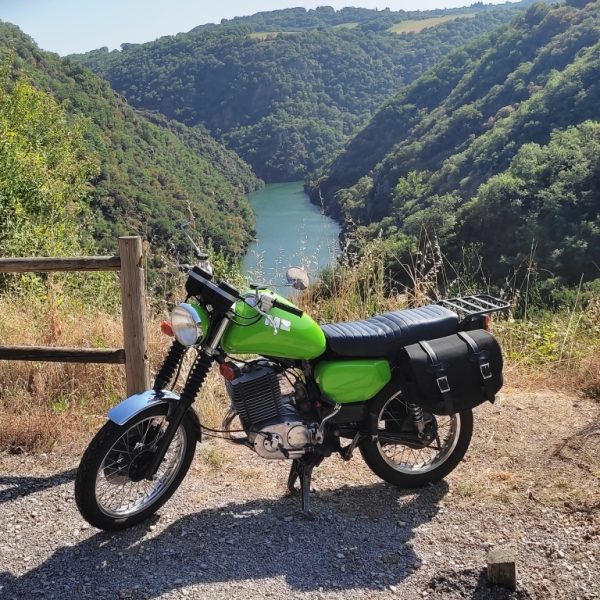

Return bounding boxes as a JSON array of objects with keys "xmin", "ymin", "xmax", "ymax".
[
  {"xmin": 0, "ymin": 480, "xmax": 449, "ymax": 598},
  {"xmin": 0, "ymin": 468, "xmax": 76, "ymax": 505},
  {"xmin": 427, "ymin": 567, "xmax": 533, "ymax": 599}
]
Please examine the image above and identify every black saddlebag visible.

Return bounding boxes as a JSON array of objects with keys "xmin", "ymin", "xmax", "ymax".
[{"xmin": 398, "ymin": 329, "xmax": 503, "ymax": 415}]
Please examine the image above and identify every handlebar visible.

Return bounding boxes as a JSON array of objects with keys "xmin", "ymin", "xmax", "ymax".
[{"xmin": 272, "ymin": 299, "xmax": 303, "ymax": 318}]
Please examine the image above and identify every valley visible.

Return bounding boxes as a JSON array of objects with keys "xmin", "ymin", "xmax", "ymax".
[
  {"xmin": 311, "ymin": 0, "xmax": 600, "ymax": 290},
  {"xmin": 1, "ymin": 5, "xmax": 600, "ymax": 599},
  {"xmin": 242, "ymin": 182, "xmax": 340, "ymax": 288},
  {"xmin": 70, "ymin": 3, "xmax": 524, "ymax": 182},
  {"xmin": 3, "ymin": 1, "xmax": 600, "ymax": 310}
]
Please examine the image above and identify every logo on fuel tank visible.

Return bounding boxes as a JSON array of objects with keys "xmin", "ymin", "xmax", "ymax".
[{"xmin": 264, "ymin": 316, "xmax": 291, "ymax": 335}]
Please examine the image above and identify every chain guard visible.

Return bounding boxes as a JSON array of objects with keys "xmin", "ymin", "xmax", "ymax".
[{"xmin": 377, "ymin": 413, "xmax": 438, "ymax": 449}]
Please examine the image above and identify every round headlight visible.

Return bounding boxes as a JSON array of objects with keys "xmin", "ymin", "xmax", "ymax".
[{"xmin": 170, "ymin": 303, "xmax": 202, "ymax": 346}]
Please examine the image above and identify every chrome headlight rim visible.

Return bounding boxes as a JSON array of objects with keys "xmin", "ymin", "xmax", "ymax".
[{"xmin": 170, "ymin": 303, "xmax": 202, "ymax": 347}]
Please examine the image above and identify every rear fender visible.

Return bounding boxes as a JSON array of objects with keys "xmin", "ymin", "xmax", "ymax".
[{"xmin": 107, "ymin": 390, "xmax": 202, "ymax": 439}]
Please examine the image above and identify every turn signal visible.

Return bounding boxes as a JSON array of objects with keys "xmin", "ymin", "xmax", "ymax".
[
  {"xmin": 160, "ymin": 320, "xmax": 174, "ymax": 336},
  {"xmin": 219, "ymin": 362, "xmax": 238, "ymax": 381},
  {"xmin": 482, "ymin": 314, "xmax": 491, "ymax": 331}
]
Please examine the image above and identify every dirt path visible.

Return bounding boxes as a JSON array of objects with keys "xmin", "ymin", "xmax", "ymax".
[{"xmin": 0, "ymin": 390, "xmax": 598, "ymax": 599}]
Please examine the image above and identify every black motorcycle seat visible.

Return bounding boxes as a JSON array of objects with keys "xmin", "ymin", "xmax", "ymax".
[{"xmin": 321, "ymin": 305, "xmax": 459, "ymax": 358}]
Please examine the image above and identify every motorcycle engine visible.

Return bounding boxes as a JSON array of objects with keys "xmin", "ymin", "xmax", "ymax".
[{"xmin": 224, "ymin": 361, "xmax": 317, "ymax": 459}]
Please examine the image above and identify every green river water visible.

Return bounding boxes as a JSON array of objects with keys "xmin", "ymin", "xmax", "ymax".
[{"xmin": 242, "ymin": 181, "xmax": 340, "ymax": 287}]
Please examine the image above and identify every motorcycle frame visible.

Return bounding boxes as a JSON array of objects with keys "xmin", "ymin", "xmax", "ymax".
[
  {"xmin": 106, "ymin": 280, "xmax": 507, "ymax": 480},
  {"xmin": 107, "ymin": 318, "xmax": 423, "ymax": 476}
]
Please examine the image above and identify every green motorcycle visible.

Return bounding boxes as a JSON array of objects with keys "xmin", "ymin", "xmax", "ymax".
[{"xmin": 75, "ymin": 247, "xmax": 508, "ymax": 531}]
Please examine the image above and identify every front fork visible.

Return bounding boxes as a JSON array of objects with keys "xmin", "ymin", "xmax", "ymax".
[
  {"xmin": 145, "ymin": 316, "xmax": 231, "ymax": 478},
  {"xmin": 153, "ymin": 340, "xmax": 187, "ymax": 392},
  {"xmin": 145, "ymin": 351, "xmax": 213, "ymax": 478}
]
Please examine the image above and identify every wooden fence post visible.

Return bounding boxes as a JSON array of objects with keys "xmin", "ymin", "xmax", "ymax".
[{"xmin": 118, "ymin": 236, "xmax": 150, "ymax": 395}]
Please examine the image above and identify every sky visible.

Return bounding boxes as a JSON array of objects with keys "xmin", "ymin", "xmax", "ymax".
[{"xmin": 1, "ymin": 0, "xmax": 511, "ymax": 56}]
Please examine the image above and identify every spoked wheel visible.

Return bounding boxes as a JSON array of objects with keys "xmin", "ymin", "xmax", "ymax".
[
  {"xmin": 360, "ymin": 391, "xmax": 473, "ymax": 487},
  {"xmin": 75, "ymin": 404, "xmax": 197, "ymax": 531}
]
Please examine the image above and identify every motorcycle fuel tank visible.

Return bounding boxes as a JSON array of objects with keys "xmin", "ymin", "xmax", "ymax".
[{"xmin": 221, "ymin": 292, "xmax": 326, "ymax": 360}]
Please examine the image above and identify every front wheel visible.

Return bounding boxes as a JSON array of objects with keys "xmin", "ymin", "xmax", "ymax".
[
  {"xmin": 360, "ymin": 391, "xmax": 473, "ymax": 488},
  {"xmin": 75, "ymin": 404, "xmax": 197, "ymax": 531}
]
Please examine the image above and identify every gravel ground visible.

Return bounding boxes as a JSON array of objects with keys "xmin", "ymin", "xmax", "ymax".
[{"xmin": 0, "ymin": 391, "xmax": 599, "ymax": 600}]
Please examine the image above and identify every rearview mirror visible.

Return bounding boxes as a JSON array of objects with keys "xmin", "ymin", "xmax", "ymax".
[{"xmin": 286, "ymin": 267, "xmax": 309, "ymax": 291}]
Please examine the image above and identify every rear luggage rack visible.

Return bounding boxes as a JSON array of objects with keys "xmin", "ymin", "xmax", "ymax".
[{"xmin": 437, "ymin": 294, "xmax": 510, "ymax": 317}]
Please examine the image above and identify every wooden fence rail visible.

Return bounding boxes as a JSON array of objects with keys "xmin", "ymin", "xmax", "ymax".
[
  {"xmin": 0, "ymin": 236, "xmax": 149, "ymax": 395},
  {"xmin": 0, "ymin": 256, "xmax": 121, "ymax": 273},
  {"xmin": 0, "ymin": 346, "xmax": 126, "ymax": 364}
]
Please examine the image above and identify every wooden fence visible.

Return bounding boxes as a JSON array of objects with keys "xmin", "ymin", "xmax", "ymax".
[{"xmin": 0, "ymin": 236, "xmax": 150, "ymax": 396}]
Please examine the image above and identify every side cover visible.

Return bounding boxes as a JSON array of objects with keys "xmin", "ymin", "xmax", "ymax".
[{"xmin": 315, "ymin": 359, "xmax": 391, "ymax": 404}]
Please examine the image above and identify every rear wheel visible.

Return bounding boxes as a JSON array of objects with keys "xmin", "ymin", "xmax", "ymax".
[
  {"xmin": 75, "ymin": 404, "xmax": 197, "ymax": 531},
  {"xmin": 360, "ymin": 391, "xmax": 473, "ymax": 487}
]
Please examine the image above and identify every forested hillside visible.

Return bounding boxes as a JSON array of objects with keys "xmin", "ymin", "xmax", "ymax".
[
  {"xmin": 71, "ymin": 4, "xmax": 525, "ymax": 181},
  {"xmin": 0, "ymin": 22, "xmax": 260, "ymax": 268},
  {"xmin": 217, "ymin": 4, "xmax": 511, "ymax": 31},
  {"xmin": 311, "ymin": 0, "xmax": 600, "ymax": 287}
]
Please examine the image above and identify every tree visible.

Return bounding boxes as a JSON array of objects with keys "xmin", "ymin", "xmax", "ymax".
[
  {"xmin": 566, "ymin": 0, "xmax": 594, "ymax": 8},
  {"xmin": 0, "ymin": 76, "xmax": 97, "ymax": 257}
]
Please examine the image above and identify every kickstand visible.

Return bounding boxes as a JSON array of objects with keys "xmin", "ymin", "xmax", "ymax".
[{"xmin": 287, "ymin": 457, "xmax": 321, "ymax": 517}]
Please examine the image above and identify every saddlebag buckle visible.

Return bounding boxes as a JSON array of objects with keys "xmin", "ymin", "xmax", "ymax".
[
  {"xmin": 479, "ymin": 361, "xmax": 492, "ymax": 380},
  {"xmin": 436, "ymin": 376, "xmax": 450, "ymax": 394}
]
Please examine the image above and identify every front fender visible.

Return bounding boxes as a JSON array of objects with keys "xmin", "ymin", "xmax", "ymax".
[{"xmin": 107, "ymin": 390, "xmax": 180, "ymax": 425}]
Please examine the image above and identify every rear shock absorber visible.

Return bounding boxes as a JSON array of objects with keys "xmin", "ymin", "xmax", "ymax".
[
  {"xmin": 408, "ymin": 403, "xmax": 426, "ymax": 438},
  {"xmin": 153, "ymin": 340, "xmax": 187, "ymax": 391}
]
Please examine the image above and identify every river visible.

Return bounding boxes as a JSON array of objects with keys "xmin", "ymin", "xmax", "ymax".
[{"xmin": 242, "ymin": 181, "xmax": 340, "ymax": 289}]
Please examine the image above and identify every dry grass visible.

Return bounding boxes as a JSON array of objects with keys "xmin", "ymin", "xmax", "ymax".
[
  {"xmin": 0, "ymin": 290, "xmax": 167, "ymax": 452},
  {"xmin": 297, "ymin": 238, "xmax": 406, "ymax": 322},
  {"xmin": 451, "ymin": 388, "xmax": 600, "ymax": 515},
  {"xmin": 197, "ymin": 445, "xmax": 231, "ymax": 472},
  {"xmin": 388, "ymin": 14, "xmax": 475, "ymax": 34},
  {"xmin": 0, "ymin": 283, "xmax": 236, "ymax": 453},
  {"xmin": 332, "ymin": 22, "xmax": 359, "ymax": 30},
  {"xmin": 1, "ymin": 236, "xmax": 597, "ymax": 526},
  {"xmin": 248, "ymin": 31, "xmax": 300, "ymax": 41},
  {"xmin": 493, "ymin": 306, "xmax": 600, "ymax": 399}
]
